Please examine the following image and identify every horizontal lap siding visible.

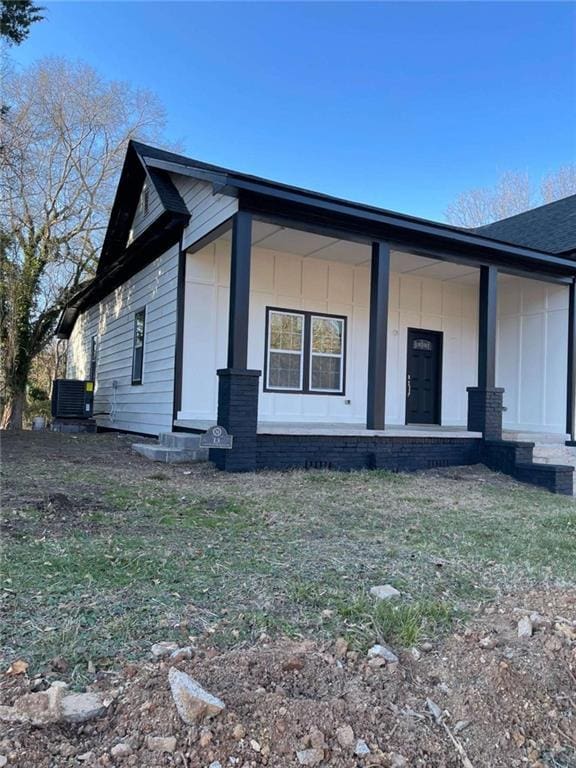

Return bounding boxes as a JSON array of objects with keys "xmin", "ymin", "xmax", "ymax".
[
  {"xmin": 128, "ymin": 183, "xmax": 163, "ymax": 244},
  {"xmin": 175, "ymin": 177, "xmax": 238, "ymax": 249},
  {"xmin": 67, "ymin": 245, "xmax": 179, "ymax": 435}
]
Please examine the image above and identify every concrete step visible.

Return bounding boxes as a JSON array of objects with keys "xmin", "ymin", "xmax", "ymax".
[
  {"xmin": 158, "ymin": 432, "xmax": 203, "ymax": 449},
  {"xmin": 132, "ymin": 443, "xmax": 208, "ymax": 463}
]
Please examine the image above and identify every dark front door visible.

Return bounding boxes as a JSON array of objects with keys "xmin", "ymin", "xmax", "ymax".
[{"xmin": 405, "ymin": 328, "xmax": 442, "ymax": 425}]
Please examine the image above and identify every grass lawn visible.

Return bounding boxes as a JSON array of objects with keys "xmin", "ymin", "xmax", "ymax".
[{"xmin": 2, "ymin": 431, "xmax": 574, "ymax": 686}]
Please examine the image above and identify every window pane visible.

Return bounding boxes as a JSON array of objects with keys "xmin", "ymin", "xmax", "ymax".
[
  {"xmin": 268, "ymin": 351, "xmax": 302, "ymax": 389},
  {"xmin": 132, "ymin": 346, "xmax": 143, "ymax": 383},
  {"xmin": 312, "ymin": 317, "xmax": 343, "ymax": 354},
  {"xmin": 270, "ymin": 312, "xmax": 303, "ymax": 352},
  {"xmin": 132, "ymin": 310, "xmax": 145, "ymax": 383},
  {"xmin": 311, "ymin": 355, "xmax": 341, "ymax": 391},
  {"xmin": 135, "ymin": 312, "xmax": 145, "ymax": 347}
]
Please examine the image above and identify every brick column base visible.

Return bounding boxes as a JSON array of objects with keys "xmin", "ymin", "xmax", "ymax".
[
  {"xmin": 210, "ymin": 368, "xmax": 260, "ymax": 472},
  {"xmin": 467, "ymin": 387, "xmax": 504, "ymax": 440}
]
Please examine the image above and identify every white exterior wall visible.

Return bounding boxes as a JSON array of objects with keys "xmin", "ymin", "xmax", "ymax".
[
  {"xmin": 128, "ymin": 183, "xmax": 163, "ymax": 244},
  {"xmin": 173, "ymin": 177, "xmax": 238, "ymax": 250},
  {"xmin": 179, "ymin": 241, "xmax": 479, "ymax": 426},
  {"xmin": 67, "ymin": 244, "xmax": 179, "ymax": 435},
  {"xmin": 497, "ymin": 276, "xmax": 568, "ymax": 433},
  {"xmin": 66, "ymin": 175, "xmax": 238, "ymax": 435}
]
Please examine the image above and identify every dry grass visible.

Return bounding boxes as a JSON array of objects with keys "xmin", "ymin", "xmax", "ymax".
[{"xmin": 1, "ymin": 431, "xmax": 574, "ymax": 685}]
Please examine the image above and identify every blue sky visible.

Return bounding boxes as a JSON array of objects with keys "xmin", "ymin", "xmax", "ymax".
[{"xmin": 12, "ymin": 1, "xmax": 576, "ymax": 220}]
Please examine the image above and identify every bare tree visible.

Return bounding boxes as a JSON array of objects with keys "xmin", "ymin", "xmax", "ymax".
[
  {"xmin": 541, "ymin": 164, "xmax": 576, "ymax": 203},
  {"xmin": 0, "ymin": 57, "xmax": 167, "ymax": 429},
  {"xmin": 445, "ymin": 165, "xmax": 576, "ymax": 228}
]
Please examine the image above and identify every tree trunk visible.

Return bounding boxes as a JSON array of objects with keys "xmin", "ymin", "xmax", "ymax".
[{"xmin": 0, "ymin": 389, "xmax": 26, "ymax": 430}]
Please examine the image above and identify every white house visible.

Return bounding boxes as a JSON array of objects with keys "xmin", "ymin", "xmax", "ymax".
[{"xmin": 58, "ymin": 142, "xmax": 576, "ymax": 493}]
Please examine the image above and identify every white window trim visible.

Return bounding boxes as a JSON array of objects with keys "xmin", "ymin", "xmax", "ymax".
[
  {"xmin": 309, "ymin": 315, "xmax": 345, "ymax": 393},
  {"xmin": 266, "ymin": 310, "xmax": 305, "ymax": 391}
]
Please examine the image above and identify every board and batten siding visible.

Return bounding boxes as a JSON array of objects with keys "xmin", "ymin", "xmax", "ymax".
[
  {"xmin": 179, "ymin": 240, "xmax": 480, "ymax": 426},
  {"xmin": 67, "ymin": 244, "xmax": 180, "ymax": 435},
  {"xmin": 497, "ymin": 276, "xmax": 569, "ymax": 433}
]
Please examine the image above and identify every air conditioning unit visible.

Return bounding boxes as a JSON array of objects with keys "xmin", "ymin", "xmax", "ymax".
[{"xmin": 51, "ymin": 379, "xmax": 94, "ymax": 419}]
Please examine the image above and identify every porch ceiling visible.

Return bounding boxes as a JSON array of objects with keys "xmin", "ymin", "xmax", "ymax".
[{"xmin": 222, "ymin": 221, "xmax": 480, "ymax": 284}]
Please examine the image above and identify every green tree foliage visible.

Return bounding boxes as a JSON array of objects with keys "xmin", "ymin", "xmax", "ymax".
[{"xmin": 0, "ymin": 0, "xmax": 44, "ymax": 45}]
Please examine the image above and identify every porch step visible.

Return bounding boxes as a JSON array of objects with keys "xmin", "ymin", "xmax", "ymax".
[
  {"xmin": 158, "ymin": 432, "xmax": 203, "ymax": 450},
  {"xmin": 132, "ymin": 442, "xmax": 208, "ymax": 464}
]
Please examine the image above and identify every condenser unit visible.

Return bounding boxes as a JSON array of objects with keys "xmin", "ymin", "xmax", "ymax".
[{"xmin": 51, "ymin": 379, "xmax": 94, "ymax": 419}]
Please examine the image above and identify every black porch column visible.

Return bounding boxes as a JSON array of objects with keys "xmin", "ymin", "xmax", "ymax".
[
  {"xmin": 211, "ymin": 211, "xmax": 261, "ymax": 472},
  {"xmin": 467, "ymin": 265, "xmax": 504, "ymax": 440},
  {"xmin": 366, "ymin": 241, "xmax": 390, "ymax": 430},
  {"xmin": 566, "ymin": 278, "xmax": 576, "ymax": 446}
]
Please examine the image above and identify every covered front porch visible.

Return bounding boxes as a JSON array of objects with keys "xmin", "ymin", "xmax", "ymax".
[
  {"xmin": 174, "ymin": 419, "xmax": 480, "ymax": 438},
  {"xmin": 169, "ymin": 181, "xmax": 576, "ymax": 492}
]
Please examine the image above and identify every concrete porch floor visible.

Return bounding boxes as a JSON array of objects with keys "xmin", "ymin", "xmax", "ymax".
[{"xmin": 174, "ymin": 419, "xmax": 482, "ymax": 439}]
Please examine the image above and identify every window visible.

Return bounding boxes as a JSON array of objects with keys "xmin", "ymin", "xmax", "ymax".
[
  {"xmin": 265, "ymin": 308, "xmax": 346, "ymax": 395},
  {"xmin": 89, "ymin": 336, "xmax": 98, "ymax": 382},
  {"xmin": 131, "ymin": 308, "xmax": 146, "ymax": 385},
  {"xmin": 267, "ymin": 311, "xmax": 305, "ymax": 390},
  {"xmin": 310, "ymin": 315, "xmax": 345, "ymax": 392}
]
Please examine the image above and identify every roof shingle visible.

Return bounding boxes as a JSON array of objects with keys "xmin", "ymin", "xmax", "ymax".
[{"xmin": 477, "ymin": 194, "xmax": 576, "ymax": 255}]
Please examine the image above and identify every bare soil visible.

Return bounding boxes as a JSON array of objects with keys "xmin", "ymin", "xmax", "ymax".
[{"xmin": 1, "ymin": 431, "xmax": 575, "ymax": 767}]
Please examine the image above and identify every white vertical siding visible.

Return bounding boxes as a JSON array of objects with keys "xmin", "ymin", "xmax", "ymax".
[
  {"xmin": 497, "ymin": 276, "xmax": 568, "ymax": 433},
  {"xmin": 67, "ymin": 244, "xmax": 179, "ymax": 435},
  {"xmin": 179, "ymin": 241, "xmax": 479, "ymax": 426}
]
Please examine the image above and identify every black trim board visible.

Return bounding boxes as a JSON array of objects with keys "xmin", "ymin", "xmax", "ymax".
[
  {"xmin": 135, "ymin": 141, "xmax": 575, "ymax": 266},
  {"xmin": 56, "ymin": 210, "xmax": 188, "ymax": 338},
  {"xmin": 172, "ymin": 233, "xmax": 186, "ymax": 421}
]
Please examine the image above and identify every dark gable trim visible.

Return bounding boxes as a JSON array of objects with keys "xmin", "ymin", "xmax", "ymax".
[
  {"xmin": 96, "ymin": 143, "xmax": 189, "ymax": 277},
  {"xmin": 56, "ymin": 209, "xmax": 189, "ymax": 338},
  {"xmin": 130, "ymin": 141, "xmax": 576, "ymax": 274},
  {"xmin": 58, "ymin": 141, "xmax": 576, "ymax": 338}
]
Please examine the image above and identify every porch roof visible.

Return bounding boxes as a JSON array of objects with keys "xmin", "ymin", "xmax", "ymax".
[{"xmin": 56, "ymin": 140, "xmax": 576, "ymax": 339}]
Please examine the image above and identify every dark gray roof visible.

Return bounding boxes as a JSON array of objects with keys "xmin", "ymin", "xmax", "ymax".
[{"xmin": 477, "ymin": 195, "xmax": 576, "ymax": 255}]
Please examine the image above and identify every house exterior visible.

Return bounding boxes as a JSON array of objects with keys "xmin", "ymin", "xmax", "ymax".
[{"xmin": 58, "ymin": 141, "xmax": 576, "ymax": 493}]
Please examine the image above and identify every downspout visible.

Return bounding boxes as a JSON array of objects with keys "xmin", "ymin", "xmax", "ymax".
[{"xmin": 171, "ymin": 232, "xmax": 186, "ymax": 426}]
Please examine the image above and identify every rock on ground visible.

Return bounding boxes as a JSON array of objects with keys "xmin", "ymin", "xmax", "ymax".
[
  {"xmin": 151, "ymin": 642, "xmax": 179, "ymax": 658},
  {"xmin": 110, "ymin": 742, "xmax": 132, "ymax": 759},
  {"xmin": 517, "ymin": 616, "xmax": 533, "ymax": 638},
  {"xmin": 335, "ymin": 724, "xmax": 355, "ymax": 749},
  {"xmin": 354, "ymin": 739, "xmax": 370, "ymax": 756},
  {"xmin": 367, "ymin": 643, "xmax": 399, "ymax": 663},
  {"xmin": 370, "ymin": 584, "xmax": 401, "ymax": 600},
  {"xmin": 168, "ymin": 667, "xmax": 225, "ymax": 724},
  {"xmin": 61, "ymin": 693, "xmax": 108, "ymax": 723},
  {"xmin": 296, "ymin": 747, "xmax": 324, "ymax": 765},
  {"xmin": 146, "ymin": 736, "xmax": 177, "ymax": 753}
]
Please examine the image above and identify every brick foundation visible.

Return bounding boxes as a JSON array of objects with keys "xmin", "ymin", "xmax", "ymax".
[
  {"xmin": 467, "ymin": 387, "xmax": 504, "ymax": 440},
  {"xmin": 209, "ymin": 369, "xmax": 260, "ymax": 472},
  {"xmin": 255, "ymin": 435, "xmax": 480, "ymax": 472}
]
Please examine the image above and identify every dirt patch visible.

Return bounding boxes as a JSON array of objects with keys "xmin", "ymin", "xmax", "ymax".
[
  {"xmin": 2, "ymin": 431, "xmax": 575, "ymax": 766},
  {"xmin": 1, "ymin": 589, "xmax": 575, "ymax": 768}
]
